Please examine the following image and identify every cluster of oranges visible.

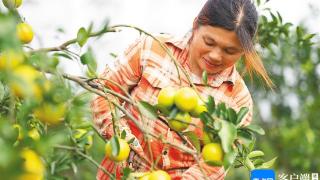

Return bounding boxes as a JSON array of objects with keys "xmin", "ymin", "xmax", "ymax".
[
  {"xmin": 3, "ymin": 0, "xmax": 34, "ymax": 44},
  {"xmin": 1, "ymin": 0, "xmax": 66, "ymax": 126},
  {"xmin": 157, "ymin": 87, "xmax": 207, "ymax": 132},
  {"xmin": 158, "ymin": 86, "xmax": 224, "ymax": 166}
]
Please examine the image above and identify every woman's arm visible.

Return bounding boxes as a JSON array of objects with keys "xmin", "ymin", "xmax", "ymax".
[
  {"xmin": 181, "ymin": 161, "xmax": 225, "ymax": 180},
  {"xmin": 90, "ymin": 37, "xmax": 145, "ymax": 139}
]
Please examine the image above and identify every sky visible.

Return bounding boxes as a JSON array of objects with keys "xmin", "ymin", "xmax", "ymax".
[{"xmin": 3, "ymin": 0, "xmax": 318, "ymax": 75}]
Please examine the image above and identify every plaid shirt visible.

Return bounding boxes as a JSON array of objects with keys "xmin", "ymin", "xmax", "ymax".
[{"xmin": 91, "ymin": 33, "xmax": 253, "ymax": 180}]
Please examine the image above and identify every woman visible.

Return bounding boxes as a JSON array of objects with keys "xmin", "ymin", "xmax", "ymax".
[{"xmin": 91, "ymin": 0, "xmax": 273, "ymax": 179}]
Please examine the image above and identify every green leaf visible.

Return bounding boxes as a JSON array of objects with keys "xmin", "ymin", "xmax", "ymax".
[
  {"xmin": 109, "ymin": 52, "xmax": 118, "ymax": 58},
  {"xmin": 244, "ymin": 157, "xmax": 255, "ymax": 171},
  {"xmin": 127, "ymin": 138, "xmax": 135, "ymax": 144},
  {"xmin": 202, "ymin": 70, "xmax": 208, "ymax": 85},
  {"xmin": 248, "ymin": 138, "xmax": 256, "ymax": 152},
  {"xmin": 303, "ymin": 33, "xmax": 316, "ymax": 41},
  {"xmin": 199, "ymin": 112, "xmax": 215, "ymax": 127},
  {"xmin": 0, "ymin": 82, "xmax": 5, "ymax": 102},
  {"xmin": 206, "ymin": 96, "xmax": 215, "ymax": 114},
  {"xmin": 71, "ymin": 162, "xmax": 78, "ymax": 174},
  {"xmin": 227, "ymin": 108, "xmax": 237, "ymax": 124},
  {"xmin": 184, "ymin": 131, "xmax": 201, "ymax": 152},
  {"xmin": 218, "ymin": 120, "xmax": 237, "ymax": 153},
  {"xmin": 276, "ymin": 11, "xmax": 282, "ymax": 24},
  {"xmin": 296, "ymin": 26, "xmax": 304, "ymax": 40},
  {"xmin": 205, "ymin": 160, "xmax": 224, "ymax": 167},
  {"xmin": 236, "ymin": 107, "xmax": 249, "ymax": 125},
  {"xmin": 244, "ymin": 124, "xmax": 265, "ymax": 135},
  {"xmin": 248, "ymin": 150, "xmax": 264, "ymax": 159},
  {"xmin": 253, "ymin": 158, "xmax": 264, "ymax": 167},
  {"xmin": 53, "ymin": 52, "xmax": 73, "ymax": 60},
  {"xmin": 80, "ymin": 48, "xmax": 97, "ymax": 75},
  {"xmin": 257, "ymin": 157, "xmax": 277, "ymax": 169},
  {"xmin": 168, "ymin": 106, "xmax": 179, "ymax": 119},
  {"xmin": 121, "ymin": 167, "xmax": 132, "ymax": 180},
  {"xmin": 87, "ymin": 22, "xmax": 94, "ymax": 34},
  {"xmin": 237, "ymin": 129, "xmax": 253, "ymax": 141},
  {"xmin": 110, "ymin": 136, "xmax": 120, "ymax": 157},
  {"xmin": 121, "ymin": 130, "xmax": 126, "ymax": 139},
  {"xmin": 77, "ymin": 27, "xmax": 88, "ymax": 47},
  {"xmin": 256, "ymin": 0, "xmax": 261, "ymax": 6},
  {"xmin": 223, "ymin": 149, "xmax": 237, "ymax": 169},
  {"xmin": 137, "ymin": 101, "xmax": 158, "ymax": 120}
]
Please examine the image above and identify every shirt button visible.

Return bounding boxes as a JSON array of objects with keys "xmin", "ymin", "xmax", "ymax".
[{"xmin": 163, "ymin": 150, "xmax": 168, "ymax": 155}]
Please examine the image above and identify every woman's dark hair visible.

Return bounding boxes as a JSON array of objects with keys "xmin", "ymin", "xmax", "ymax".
[{"xmin": 196, "ymin": 0, "xmax": 273, "ymax": 88}]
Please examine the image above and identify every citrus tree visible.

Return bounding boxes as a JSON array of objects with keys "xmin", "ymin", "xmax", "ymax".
[{"xmin": 2, "ymin": 0, "xmax": 315, "ymax": 179}]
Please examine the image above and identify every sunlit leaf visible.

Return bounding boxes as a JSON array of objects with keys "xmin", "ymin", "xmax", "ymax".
[
  {"xmin": 227, "ymin": 108, "xmax": 237, "ymax": 124},
  {"xmin": 236, "ymin": 107, "xmax": 249, "ymax": 125},
  {"xmin": 184, "ymin": 131, "xmax": 201, "ymax": 152},
  {"xmin": 223, "ymin": 149, "xmax": 237, "ymax": 169},
  {"xmin": 248, "ymin": 150, "xmax": 264, "ymax": 159},
  {"xmin": 218, "ymin": 120, "xmax": 237, "ymax": 153},
  {"xmin": 121, "ymin": 130, "xmax": 127, "ymax": 139},
  {"xmin": 257, "ymin": 157, "xmax": 277, "ymax": 169},
  {"xmin": 110, "ymin": 136, "xmax": 120, "ymax": 157},
  {"xmin": 243, "ymin": 124, "xmax": 265, "ymax": 135},
  {"xmin": 202, "ymin": 70, "xmax": 208, "ymax": 86},
  {"xmin": 137, "ymin": 101, "xmax": 158, "ymax": 120},
  {"xmin": 206, "ymin": 95, "xmax": 215, "ymax": 114},
  {"xmin": 77, "ymin": 27, "xmax": 88, "ymax": 47}
]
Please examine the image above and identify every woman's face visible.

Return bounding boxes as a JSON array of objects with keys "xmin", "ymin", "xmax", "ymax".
[{"xmin": 188, "ymin": 25, "xmax": 244, "ymax": 75}]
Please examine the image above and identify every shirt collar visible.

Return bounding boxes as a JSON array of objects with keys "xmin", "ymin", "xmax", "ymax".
[{"xmin": 164, "ymin": 32, "xmax": 237, "ymax": 87}]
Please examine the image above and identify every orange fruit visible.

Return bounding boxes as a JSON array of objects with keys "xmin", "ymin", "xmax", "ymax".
[
  {"xmin": 33, "ymin": 103, "xmax": 66, "ymax": 125},
  {"xmin": 16, "ymin": 22, "xmax": 34, "ymax": 44},
  {"xmin": 0, "ymin": 50, "xmax": 24, "ymax": 70},
  {"xmin": 190, "ymin": 99, "xmax": 207, "ymax": 117},
  {"xmin": 168, "ymin": 112, "xmax": 191, "ymax": 132},
  {"xmin": 105, "ymin": 138, "xmax": 130, "ymax": 162},
  {"xmin": 149, "ymin": 170, "xmax": 171, "ymax": 180},
  {"xmin": 202, "ymin": 143, "xmax": 224, "ymax": 165},
  {"xmin": 157, "ymin": 87, "xmax": 176, "ymax": 109},
  {"xmin": 2, "ymin": 0, "xmax": 22, "ymax": 9},
  {"xmin": 174, "ymin": 87, "xmax": 198, "ymax": 112}
]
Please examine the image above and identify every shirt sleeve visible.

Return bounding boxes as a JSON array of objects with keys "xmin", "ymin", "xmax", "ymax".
[
  {"xmin": 232, "ymin": 79, "xmax": 253, "ymax": 127},
  {"xmin": 90, "ymin": 36, "xmax": 145, "ymax": 139},
  {"xmin": 181, "ymin": 160, "xmax": 225, "ymax": 180}
]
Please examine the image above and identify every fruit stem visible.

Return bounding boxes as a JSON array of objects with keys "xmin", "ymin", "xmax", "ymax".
[{"xmin": 54, "ymin": 144, "xmax": 115, "ymax": 178}]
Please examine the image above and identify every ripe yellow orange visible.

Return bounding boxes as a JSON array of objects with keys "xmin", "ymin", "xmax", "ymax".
[
  {"xmin": 9, "ymin": 65, "xmax": 42, "ymax": 100},
  {"xmin": 157, "ymin": 87, "xmax": 176, "ymax": 109},
  {"xmin": 0, "ymin": 50, "xmax": 24, "ymax": 70},
  {"xmin": 174, "ymin": 87, "xmax": 198, "ymax": 112},
  {"xmin": 190, "ymin": 99, "xmax": 207, "ymax": 117},
  {"xmin": 19, "ymin": 149, "xmax": 44, "ymax": 180},
  {"xmin": 202, "ymin": 143, "xmax": 224, "ymax": 165},
  {"xmin": 149, "ymin": 170, "xmax": 171, "ymax": 180},
  {"xmin": 16, "ymin": 22, "xmax": 34, "ymax": 44},
  {"xmin": 168, "ymin": 112, "xmax": 191, "ymax": 132},
  {"xmin": 74, "ymin": 129, "xmax": 93, "ymax": 150},
  {"xmin": 33, "ymin": 103, "xmax": 66, "ymax": 125},
  {"xmin": 105, "ymin": 138, "xmax": 130, "ymax": 162},
  {"xmin": 2, "ymin": 0, "xmax": 22, "ymax": 9}
]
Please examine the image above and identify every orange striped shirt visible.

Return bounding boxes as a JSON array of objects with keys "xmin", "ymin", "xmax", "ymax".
[{"xmin": 91, "ymin": 33, "xmax": 253, "ymax": 180}]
